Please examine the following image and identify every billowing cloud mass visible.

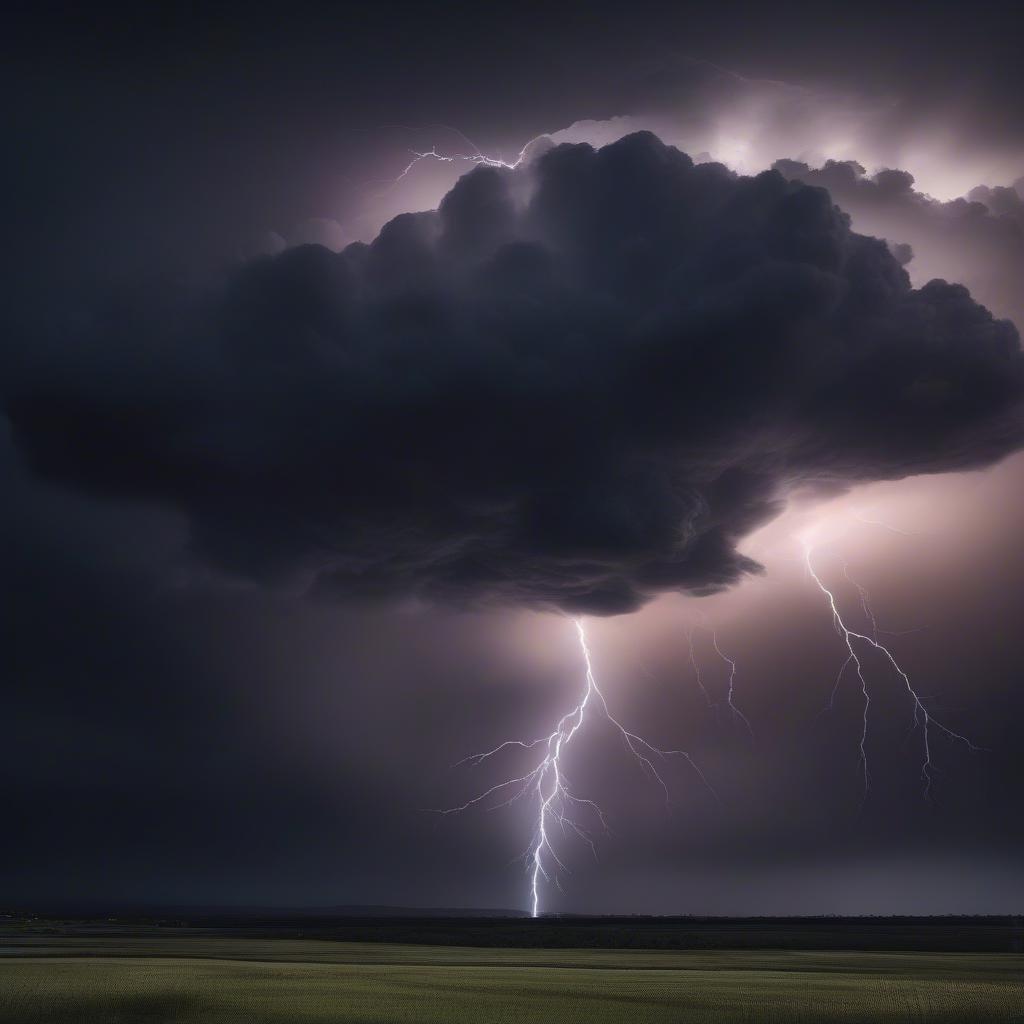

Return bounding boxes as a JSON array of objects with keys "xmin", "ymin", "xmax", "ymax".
[
  {"xmin": 772, "ymin": 158, "xmax": 1024, "ymax": 331},
  {"xmin": 6, "ymin": 133, "xmax": 1024, "ymax": 614}
]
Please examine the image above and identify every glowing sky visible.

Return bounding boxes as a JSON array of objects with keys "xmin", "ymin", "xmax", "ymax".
[{"xmin": 3, "ymin": 1, "xmax": 1024, "ymax": 915}]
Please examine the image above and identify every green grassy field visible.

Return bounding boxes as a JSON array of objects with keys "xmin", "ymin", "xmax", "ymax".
[{"xmin": 0, "ymin": 939, "xmax": 1021, "ymax": 1022}]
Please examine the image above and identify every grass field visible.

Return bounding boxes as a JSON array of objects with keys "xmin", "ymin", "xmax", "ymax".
[{"xmin": 0, "ymin": 939, "xmax": 1021, "ymax": 1023}]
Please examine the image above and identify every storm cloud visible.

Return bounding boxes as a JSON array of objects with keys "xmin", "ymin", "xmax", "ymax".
[
  {"xmin": 772, "ymin": 158, "xmax": 1024, "ymax": 331},
  {"xmin": 7, "ymin": 132, "xmax": 1023, "ymax": 614}
]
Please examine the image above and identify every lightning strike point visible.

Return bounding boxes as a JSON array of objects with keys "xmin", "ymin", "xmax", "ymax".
[{"xmin": 439, "ymin": 617, "xmax": 716, "ymax": 917}]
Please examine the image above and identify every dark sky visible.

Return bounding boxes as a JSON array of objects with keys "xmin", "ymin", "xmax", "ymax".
[{"xmin": 3, "ymin": 1, "xmax": 1024, "ymax": 915}]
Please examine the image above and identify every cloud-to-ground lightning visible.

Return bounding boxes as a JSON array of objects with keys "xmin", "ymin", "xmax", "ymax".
[
  {"xmin": 440, "ymin": 618, "xmax": 716, "ymax": 917},
  {"xmin": 802, "ymin": 537, "xmax": 982, "ymax": 801}
]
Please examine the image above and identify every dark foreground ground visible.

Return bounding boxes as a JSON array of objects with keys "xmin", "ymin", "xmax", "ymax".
[{"xmin": 1, "ymin": 914, "xmax": 1021, "ymax": 1022}]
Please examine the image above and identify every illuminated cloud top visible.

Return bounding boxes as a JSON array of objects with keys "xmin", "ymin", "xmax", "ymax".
[
  {"xmin": 772, "ymin": 158, "xmax": 1024, "ymax": 331},
  {"xmin": 8, "ymin": 133, "xmax": 1024, "ymax": 614}
]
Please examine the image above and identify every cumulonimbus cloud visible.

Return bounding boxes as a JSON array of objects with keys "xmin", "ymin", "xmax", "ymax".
[
  {"xmin": 772, "ymin": 157, "xmax": 1024, "ymax": 332},
  {"xmin": 6, "ymin": 133, "xmax": 1024, "ymax": 613}
]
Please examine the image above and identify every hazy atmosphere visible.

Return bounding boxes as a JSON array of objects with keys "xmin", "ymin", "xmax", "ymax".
[{"xmin": 4, "ymin": 1, "xmax": 1024, "ymax": 918}]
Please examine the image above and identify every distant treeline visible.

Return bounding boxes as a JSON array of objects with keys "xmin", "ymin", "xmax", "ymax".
[{"xmin": 3, "ymin": 912, "xmax": 1022, "ymax": 953}]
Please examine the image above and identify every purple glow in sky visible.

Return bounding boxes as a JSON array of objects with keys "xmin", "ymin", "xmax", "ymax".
[{"xmin": 4, "ymin": 1, "xmax": 1024, "ymax": 917}]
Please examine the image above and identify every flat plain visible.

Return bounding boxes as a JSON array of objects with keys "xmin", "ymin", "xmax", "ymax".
[{"xmin": 0, "ymin": 935, "xmax": 1022, "ymax": 1023}]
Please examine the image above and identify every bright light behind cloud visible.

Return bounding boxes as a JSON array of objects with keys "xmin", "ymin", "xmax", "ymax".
[{"xmin": 346, "ymin": 73, "xmax": 1023, "ymax": 250}]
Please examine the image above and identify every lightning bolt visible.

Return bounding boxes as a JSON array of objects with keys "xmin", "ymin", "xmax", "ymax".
[
  {"xmin": 850, "ymin": 510, "xmax": 922, "ymax": 538},
  {"xmin": 686, "ymin": 620, "xmax": 752, "ymax": 736},
  {"xmin": 802, "ymin": 538, "xmax": 982, "ymax": 802},
  {"xmin": 686, "ymin": 626, "xmax": 716, "ymax": 710},
  {"xmin": 709, "ymin": 629, "xmax": 754, "ymax": 737},
  {"xmin": 381, "ymin": 124, "xmax": 547, "ymax": 185},
  {"xmin": 439, "ymin": 617, "xmax": 716, "ymax": 917}
]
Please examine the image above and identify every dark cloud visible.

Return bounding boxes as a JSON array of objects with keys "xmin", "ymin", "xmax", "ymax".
[
  {"xmin": 7, "ymin": 133, "xmax": 1024, "ymax": 615},
  {"xmin": 772, "ymin": 158, "xmax": 1024, "ymax": 331}
]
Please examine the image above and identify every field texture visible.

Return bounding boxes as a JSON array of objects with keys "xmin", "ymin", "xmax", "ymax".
[{"xmin": 0, "ymin": 939, "xmax": 1021, "ymax": 1023}]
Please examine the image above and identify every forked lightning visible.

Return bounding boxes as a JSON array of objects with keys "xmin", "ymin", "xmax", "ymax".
[
  {"xmin": 440, "ymin": 618, "xmax": 715, "ymax": 916},
  {"xmin": 802, "ymin": 538, "xmax": 982, "ymax": 801}
]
